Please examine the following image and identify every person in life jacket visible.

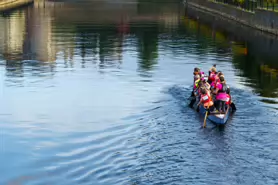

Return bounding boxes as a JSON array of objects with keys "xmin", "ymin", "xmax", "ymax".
[
  {"xmin": 191, "ymin": 74, "xmax": 199, "ymax": 97},
  {"xmin": 193, "ymin": 67, "xmax": 200, "ymax": 76},
  {"xmin": 217, "ymin": 71, "xmax": 224, "ymax": 78},
  {"xmin": 208, "ymin": 67, "xmax": 217, "ymax": 84},
  {"xmin": 202, "ymin": 78, "xmax": 211, "ymax": 91},
  {"xmin": 197, "ymin": 82, "xmax": 203, "ymax": 100},
  {"xmin": 193, "ymin": 67, "xmax": 205, "ymax": 79},
  {"xmin": 225, "ymin": 86, "xmax": 232, "ymax": 105},
  {"xmin": 226, "ymin": 86, "xmax": 237, "ymax": 111},
  {"xmin": 194, "ymin": 74, "xmax": 200, "ymax": 82},
  {"xmin": 197, "ymin": 80, "xmax": 209, "ymax": 97},
  {"xmin": 199, "ymin": 71, "xmax": 205, "ymax": 78},
  {"xmin": 193, "ymin": 68, "xmax": 200, "ymax": 85},
  {"xmin": 213, "ymin": 76, "xmax": 228, "ymax": 113},
  {"xmin": 210, "ymin": 75, "xmax": 220, "ymax": 91},
  {"xmin": 226, "ymin": 93, "xmax": 231, "ymax": 105},
  {"xmin": 193, "ymin": 75, "xmax": 200, "ymax": 90},
  {"xmin": 197, "ymin": 87, "xmax": 214, "ymax": 111},
  {"xmin": 208, "ymin": 64, "xmax": 217, "ymax": 76},
  {"xmin": 192, "ymin": 75, "xmax": 201, "ymax": 98},
  {"xmin": 194, "ymin": 79, "xmax": 208, "ymax": 101}
]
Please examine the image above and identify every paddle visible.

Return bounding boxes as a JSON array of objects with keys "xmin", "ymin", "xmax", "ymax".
[
  {"xmin": 228, "ymin": 93, "xmax": 236, "ymax": 111},
  {"xmin": 195, "ymin": 98, "xmax": 201, "ymax": 112},
  {"xmin": 190, "ymin": 90, "xmax": 194, "ymax": 97},
  {"xmin": 203, "ymin": 108, "xmax": 208, "ymax": 128},
  {"xmin": 189, "ymin": 98, "xmax": 196, "ymax": 108},
  {"xmin": 196, "ymin": 105, "xmax": 200, "ymax": 112},
  {"xmin": 189, "ymin": 90, "xmax": 196, "ymax": 108},
  {"xmin": 231, "ymin": 102, "xmax": 237, "ymax": 111}
]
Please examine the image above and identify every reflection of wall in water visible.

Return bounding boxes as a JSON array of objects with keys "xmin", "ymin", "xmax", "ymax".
[
  {"xmin": 0, "ymin": 0, "xmax": 183, "ymax": 65},
  {"xmin": 0, "ymin": 0, "xmax": 59, "ymax": 63},
  {"xmin": 49, "ymin": 0, "xmax": 182, "ymax": 27},
  {"xmin": 7, "ymin": 12, "xmax": 26, "ymax": 56},
  {"xmin": 27, "ymin": 0, "xmax": 57, "ymax": 62},
  {"xmin": 0, "ymin": 12, "xmax": 26, "ymax": 60},
  {"xmin": 185, "ymin": 6, "xmax": 278, "ymax": 66},
  {"xmin": 52, "ymin": 1, "xmax": 138, "ymax": 24},
  {"xmin": 110, "ymin": 38, "xmax": 123, "ymax": 63},
  {"xmin": 185, "ymin": 7, "xmax": 278, "ymax": 97}
]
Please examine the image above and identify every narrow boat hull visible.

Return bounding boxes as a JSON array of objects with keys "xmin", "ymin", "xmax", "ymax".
[
  {"xmin": 199, "ymin": 105, "xmax": 231, "ymax": 125},
  {"xmin": 192, "ymin": 98, "xmax": 231, "ymax": 125}
]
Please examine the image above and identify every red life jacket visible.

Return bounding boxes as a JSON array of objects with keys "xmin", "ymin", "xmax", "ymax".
[
  {"xmin": 226, "ymin": 94, "xmax": 231, "ymax": 105},
  {"xmin": 201, "ymin": 93, "xmax": 213, "ymax": 107},
  {"xmin": 211, "ymin": 80, "xmax": 220, "ymax": 89},
  {"xmin": 209, "ymin": 72, "xmax": 216, "ymax": 83}
]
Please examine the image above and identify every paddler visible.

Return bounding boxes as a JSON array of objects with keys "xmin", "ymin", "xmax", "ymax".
[
  {"xmin": 193, "ymin": 75, "xmax": 201, "ymax": 95},
  {"xmin": 217, "ymin": 71, "xmax": 224, "ymax": 79},
  {"xmin": 197, "ymin": 87, "xmax": 214, "ymax": 112},
  {"xmin": 212, "ymin": 75, "xmax": 228, "ymax": 113},
  {"xmin": 189, "ymin": 74, "xmax": 201, "ymax": 107},
  {"xmin": 202, "ymin": 78, "xmax": 211, "ymax": 91},
  {"xmin": 208, "ymin": 64, "xmax": 217, "ymax": 77},
  {"xmin": 210, "ymin": 74, "xmax": 219, "ymax": 91},
  {"xmin": 193, "ymin": 67, "xmax": 205, "ymax": 79},
  {"xmin": 226, "ymin": 87, "xmax": 232, "ymax": 106},
  {"xmin": 208, "ymin": 66, "xmax": 217, "ymax": 84},
  {"xmin": 226, "ymin": 86, "xmax": 237, "ymax": 111}
]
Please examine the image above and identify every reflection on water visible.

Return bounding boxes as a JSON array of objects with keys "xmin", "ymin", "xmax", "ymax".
[
  {"xmin": 184, "ymin": 6, "xmax": 278, "ymax": 99},
  {"xmin": 1, "ymin": 0, "xmax": 278, "ymax": 184},
  {"xmin": 1, "ymin": 0, "xmax": 277, "ymax": 97}
]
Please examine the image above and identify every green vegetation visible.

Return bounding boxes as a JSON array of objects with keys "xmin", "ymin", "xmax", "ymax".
[
  {"xmin": 181, "ymin": 15, "xmax": 278, "ymax": 98},
  {"xmin": 258, "ymin": 0, "xmax": 278, "ymax": 12},
  {"xmin": 235, "ymin": 0, "xmax": 245, "ymax": 5},
  {"xmin": 214, "ymin": 0, "xmax": 278, "ymax": 12}
]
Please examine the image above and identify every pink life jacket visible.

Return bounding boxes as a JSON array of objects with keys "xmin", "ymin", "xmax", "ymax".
[{"xmin": 216, "ymin": 83, "xmax": 227, "ymax": 101}]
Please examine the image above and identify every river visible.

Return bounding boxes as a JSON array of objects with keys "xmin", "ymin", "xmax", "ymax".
[{"xmin": 0, "ymin": 0, "xmax": 278, "ymax": 184}]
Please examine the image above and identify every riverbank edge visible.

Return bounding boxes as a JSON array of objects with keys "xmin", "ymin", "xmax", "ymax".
[
  {"xmin": 186, "ymin": 0, "xmax": 278, "ymax": 36},
  {"xmin": 0, "ymin": 0, "xmax": 33, "ymax": 12}
]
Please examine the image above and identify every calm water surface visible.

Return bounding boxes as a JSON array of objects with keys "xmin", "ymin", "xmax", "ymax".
[{"xmin": 0, "ymin": 0, "xmax": 278, "ymax": 184}]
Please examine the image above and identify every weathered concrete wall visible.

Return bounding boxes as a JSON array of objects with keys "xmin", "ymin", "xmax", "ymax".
[
  {"xmin": 0, "ymin": 0, "xmax": 33, "ymax": 11},
  {"xmin": 255, "ymin": 8, "xmax": 278, "ymax": 33},
  {"xmin": 186, "ymin": 0, "xmax": 278, "ymax": 35}
]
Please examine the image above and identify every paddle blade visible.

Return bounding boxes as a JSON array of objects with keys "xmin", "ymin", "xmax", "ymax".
[
  {"xmin": 191, "ymin": 90, "xmax": 194, "ymax": 97},
  {"xmin": 203, "ymin": 110, "xmax": 208, "ymax": 128},
  {"xmin": 189, "ymin": 98, "xmax": 196, "ymax": 108},
  {"xmin": 196, "ymin": 105, "xmax": 200, "ymax": 112},
  {"xmin": 231, "ymin": 103, "xmax": 237, "ymax": 111}
]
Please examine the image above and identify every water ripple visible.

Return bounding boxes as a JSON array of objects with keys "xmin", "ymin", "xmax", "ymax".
[{"xmin": 2, "ymin": 0, "xmax": 278, "ymax": 184}]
